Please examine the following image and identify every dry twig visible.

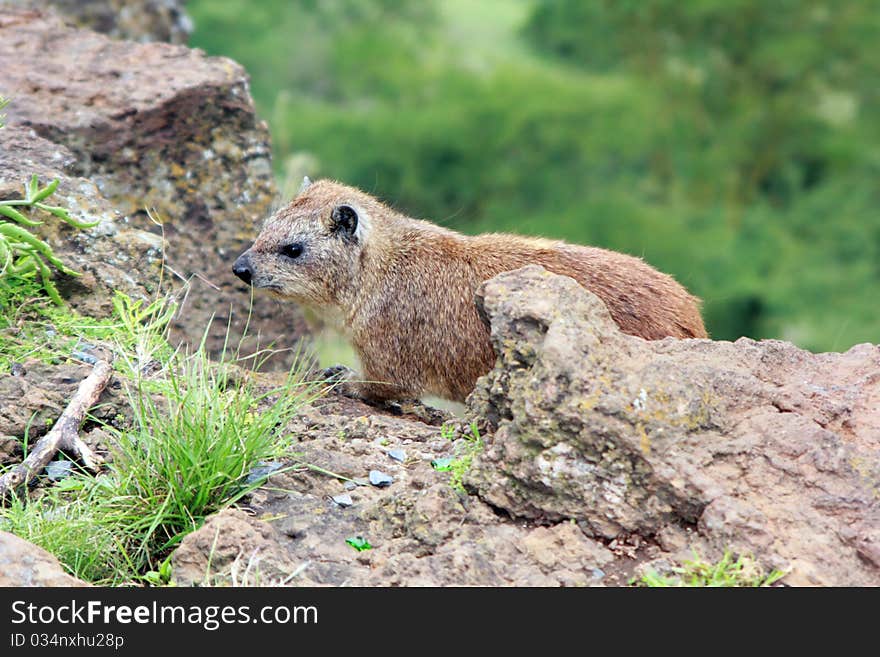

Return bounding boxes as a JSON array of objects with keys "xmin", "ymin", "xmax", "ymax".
[{"xmin": 0, "ymin": 359, "xmax": 112, "ymax": 497}]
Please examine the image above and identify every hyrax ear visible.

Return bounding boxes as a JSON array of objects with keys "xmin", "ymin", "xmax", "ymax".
[
  {"xmin": 298, "ymin": 176, "xmax": 312, "ymax": 194},
  {"xmin": 330, "ymin": 204, "xmax": 360, "ymax": 242}
]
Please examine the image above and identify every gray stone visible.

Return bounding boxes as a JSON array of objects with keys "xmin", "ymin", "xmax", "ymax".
[
  {"xmin": 44, "ymin": 459, "xmax": 72, "ymax": 481},
  {"xmin": 387, "ymin": 448, "xmax": 406, "ymax": 462},
  {"xmin": 331, "ymin": 494, "xmax": 354, "ymax": 508},
  {"xmin": 369, "ymin": 470, "xmax": 394, "ymax": 487}
]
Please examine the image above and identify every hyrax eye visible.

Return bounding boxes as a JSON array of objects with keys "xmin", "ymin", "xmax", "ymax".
[{"xmin": 280, "ymin": 243, "xmax": 304, "ymax": 259}]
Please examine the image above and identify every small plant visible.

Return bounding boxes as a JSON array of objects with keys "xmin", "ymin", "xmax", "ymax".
[
  {"xmin": 445, "ymin": 422, "xmax": 483, "ymax": 494},
  {"xmin": 1, "ymin": 174, "xmax": 99, "ymax": 304},
  {"xmin": 0, "ymin": 95, "xmax": 8, "ymax": 128},
  {"xmin": 637, "ymin": 550, "xmax": 785, "ymax": 587},
  {"xmin": 143, "ymin": 556, "xmax": 174, "ymax": 587},
  {"xmin": 110, "ymin": 290, "xmax": 177, "ymax": 376},
  {"xmin": 430, "ymin": 456, "xmax": 454, "ymax": 471}
]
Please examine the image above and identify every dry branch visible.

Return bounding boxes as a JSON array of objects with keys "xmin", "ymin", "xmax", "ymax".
[{"xmin": 0, "ymin": 359, "xmax": 112, "ymax": 497}]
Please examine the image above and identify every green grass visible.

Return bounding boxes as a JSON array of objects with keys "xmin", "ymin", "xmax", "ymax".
[
  {"xmin": 0, "ymin": 478, "xmax": 138, "ymax": 583},
  {"xmin": 637, "ymin": 550, "xmax": 785, "ymax": 587},
  {"xmin": 0, "ymin": 289, "xmax": 174, "ymax": 374},
  {"xmin": 102, "ymin": 337, "xmax": 319, "ymax": 575},
  {"xmin": 0, "ymin": 284, "xmax": 323, "ymax": 584}
]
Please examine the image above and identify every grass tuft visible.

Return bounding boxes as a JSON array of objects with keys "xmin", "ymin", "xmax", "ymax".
[
  {"xmin": 0, "ymin": 288, "xmax": 322, "ymax": 584},
  {"xmin": 637, "ymin": 550, "xmax": 785, "ymax": 587}
]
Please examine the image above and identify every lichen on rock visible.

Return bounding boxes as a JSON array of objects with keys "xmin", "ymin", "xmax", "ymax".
[
  {"xmin": 0, "ymin": 7, "xmax": 307, "ymax": 366},
  {"xmin": 466, "ymin": 265, "xmax": 880, "ymax": 586}
]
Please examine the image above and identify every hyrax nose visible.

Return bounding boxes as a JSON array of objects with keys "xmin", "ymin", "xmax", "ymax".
[{"xmin": 232, "ymin": 253, "xmax": 253, "ymax": 285}]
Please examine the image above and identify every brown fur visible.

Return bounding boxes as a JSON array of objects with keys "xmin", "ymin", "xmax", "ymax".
[{"xmin": 234, "ymin": 179, "xmax": 708, "ymax": 402}]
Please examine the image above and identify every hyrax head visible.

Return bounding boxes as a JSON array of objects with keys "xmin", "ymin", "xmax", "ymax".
[{"xmin": 232, "ymin": 177, "xmax": 371, "ymax": 308}]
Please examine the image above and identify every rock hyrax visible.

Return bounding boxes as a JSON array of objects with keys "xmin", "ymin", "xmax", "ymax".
[{"xmin": 233, "ymin": 178, "xmax": 707, "ymax": 402}]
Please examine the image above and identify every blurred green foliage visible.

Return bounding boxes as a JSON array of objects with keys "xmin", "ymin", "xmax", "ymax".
[{"xmin": 189, "ymin": 0, "xmax": 880, "ymax": 350}]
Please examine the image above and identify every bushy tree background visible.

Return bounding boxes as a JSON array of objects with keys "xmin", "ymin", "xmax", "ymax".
[{"xmin": 189, "ymin": 0, "xmax": 880, "ymax": 350}]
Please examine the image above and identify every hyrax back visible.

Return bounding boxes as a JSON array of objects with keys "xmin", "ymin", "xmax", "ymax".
[{"xmin": 233, "ymin": 179, "xmax": 707, "ymax": 403}]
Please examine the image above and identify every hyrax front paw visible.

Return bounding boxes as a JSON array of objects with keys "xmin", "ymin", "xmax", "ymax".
[
  {"xmin": 314, "ymin": 364, "xmax": 363, "ymax": 398},
  {"xmin": 316, "ymin": 364, "xmax": 355, "ymax": 383}
]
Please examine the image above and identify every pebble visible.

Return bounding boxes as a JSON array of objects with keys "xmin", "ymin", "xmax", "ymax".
[
  {"xmin": 245, "ymin": 460, "xmax": 284, "ymax": 484},
  {"xmin": 331, "ymin": 494, "xmax": 353, "ymax": 508},
  {"xmin": 387, "ymin": 448, "xmax": 406, "ymax": 462},
  {"xmin": 369, "ymin": 470, "xmax": 394, "ymax": 487},
  {"xmin": 72, "ymin": 351, "xmax": 98, "ymax": 365},
  {"xmin": 45, "ymin": 460, "xmax": 73, "ymax": 481}
]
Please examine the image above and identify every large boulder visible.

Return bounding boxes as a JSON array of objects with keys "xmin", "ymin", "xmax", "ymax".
[
  {"xmin": 6, "ymin": 0, "xmax": 192, "ymax": 43},
  {"xmin": 0, "ymin": 8, "xmax": 307, "ymax": 365},
  {"xmin": 466, "ymin": 265, "xmax": 880, "ymax": 586},
  {"xmin": 0, "ymin": 531, "xmax": 90, "ymax": 586}
]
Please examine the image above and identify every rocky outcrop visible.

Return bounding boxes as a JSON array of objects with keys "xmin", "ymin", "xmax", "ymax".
[
  {"xmin": 466, "ymin": 266, "xmax": 880, "ymax": 586},
  {"xmin": 7, "ymin": 0, "xmax": 192, "ymax": 43},
  {"xmin": 0, "ymin": 531, "xmax": 90, "ymax": 586},
  {"xmin": 0, "ymin": 8, "xmax": 307, "ymax": 365}
]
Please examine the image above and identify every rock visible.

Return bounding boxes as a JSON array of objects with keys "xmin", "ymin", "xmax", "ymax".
[
  {"xmin": 44, "ymin": 459, "xmax": 73, "ymax": 481},
  {"xmin": 245, "ymin": 461, "xmax": 284, "ymax": 485},
  {"xmin": 369, "ymin": 470, "xmax": 394, "ymax": 487},
  {"xmin": 205, "ymin": 391, "xmax": 616, "ymax": 586},
  {"xmin": 0, "ymin": 123, "xmax": 159, "ymax": 317},
  {"xmin": 7, "ymin": 1, "xmax": 192, "ymax": 43},
  {"xmin": 331, "ymin": 494, "xmax": 354, "ymax": 508},
  {"xmin": 387, "ymin": 448, "xmax": 406, "ymax": 462},
  {"xmin": 466, "ymin": 265, "xmax": 880, "ymax": 586},
  {"xmin": 0, "ymin": 435, "xmax": 21, "ymax": 462},
  {"xmin": 0, "ymin": 8, "xmax": 308, "ymax": 368},
  {"xmin": 0, "ymin": 531, "xmax": 90, "ymax": 586},
  {"xmin": 170, "ymin": 509, "xmax": 311, "ymax": 586}
]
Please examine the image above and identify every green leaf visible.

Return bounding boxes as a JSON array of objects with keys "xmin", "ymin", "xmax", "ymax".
[
  {"xmin": 39, "ymin": 204, "xmax": 101, "ymax": 229},
  {"xmin": 431, "ymin": 456, "xmax": 454, "ymax": 471},
  {"xmin": 33, "ymin": 256, "xmax": 64, "ymax": 305},
  {"xmin": 345, "ymin": 536, "xmax": 372, "ymax": 552},
  {"xmin": 25, "ymin": 174, "xmax": 39, "ymax": 202},
  {"xmin": 0, "ymin": 204, "xmax": 42, "ymax": 226},
  {"xmin": 31, "ymin": 178, "xmax": 59, "ymax": 203}
]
